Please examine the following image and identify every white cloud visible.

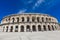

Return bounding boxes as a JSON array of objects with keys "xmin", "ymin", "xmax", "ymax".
[
  {"xmin": 18, "ymin": 9, "xmax": 27, "ymax": 14},
  {"xmin": 27, "ymin": 0, "xmax": 33, "ymax": 4},
  {"xmin": 33, "ymin": 0, "xmax": 45, "ymax": 9},
  {"xmin": 24, "ymin": 0, "xmax": 33, "ymax": 5}
]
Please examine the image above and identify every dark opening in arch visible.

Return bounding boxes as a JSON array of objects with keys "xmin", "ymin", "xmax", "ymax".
[
  {"xmin": 38, "ymin": 25, "xmax": 41, "ymax": 31},
  {"xmin": 15, "ymin": 26, "xmax": 18, "ymax": 32},
  {"xmin": 32, "ymin": 25, "xmax": 36, "ymax": 31},
  {"xmin": 32, "ymin": 17, "xmax": 35, "ymax": 22},
  {"xmin": 46, "ymin": 18, "xmax": 48, "ymax": 22},
  {"xmin": 26, "ymin": 25, "xmax": 30, "ymax": 32},
  {"xmin": 37, "ymin": 17, "xmax": 40, "ymax": 22},
  {"xmin": 42, "ymin": 17, "xmax": 44, "ymax": 22},
  {"xmin": 27, "ymin": 17, "xmax": 30, "ymax": 22},
  {"xmin": 12, "ymin": 18, "xmax": 15, "ymax": 23},
  {"xmin": 21, "ymin": 25, "xmax": 24, "ymax": 32},
  {"xmin": 17, "ymin": 17, "xmax": 19, "ymax": 22},
  {"xmin": 52, "ymin": 25, "xmax": 54, "ymax": 30},
  {"xmin": 22, "ymin": 17, "xmax": 24, "ymax": 22},
  {"xmin": 43, "ymin": 25, "xmax": 46, "ymax": 31},
  {"xmin": 10, "ymin": 26, "xmax": 13, "ymax": 32},
  {"xmin": 6, "ymin": 26, "xmax": 8, "ymax": 32},
  {"xmin": 48, "ymin": 25, "xmax": 51, "ymax": 31}
]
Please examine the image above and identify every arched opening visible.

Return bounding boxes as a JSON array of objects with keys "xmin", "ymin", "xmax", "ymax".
[
  {"xmin": 21, "ymin": 25, "xmax": 24, "ymax": 32},
  {"xmin": 49, "ymin": 18, "xmax": 51, "ymax": 21},
  {"xmin": 32, "ymin": 17, "xmax": 35, "ymax": 22},
  {"xmin": 37, "ymin": 17, "xmax": 40, "ymax": 22},
  {"xmin": 38, "ymin": 25, "xmax": 41, "ymax": 31},
  {"xmin": 8, "ymin": 18, "xmax": 10, "ymax": 23},
  {"xmin": 26, "ymin": 25, "xmax": 30, "ymax": 32},
  {"xmin": 42, "ymin": 17, "xmax": 44, "ymax": 22},
  {"xmin": 12, "ymin": 18, "xmax": 15, "ymax": 23},
  {"xmin": 43, "ymin": 25, "xmax": 46, "ymax": 31},
  {"xmin": 27, "ymin": 17, "xmax": 30, "ymax": 22},
  {"xmin": 32, "ymin": 25, "xmax": 36, "ymax": 31},
  {"xmin": 22, "ymin": 17, "xmax": 24, "ymax": 22},
  {"xmin": 46, "ymin": 18, "xmax": 48, "ymax": 22},
  {"xmin": 17, "ymin": 17, "xmax": 19, "ymax": 22},
  {"xmin": 48, "ymin": 25, "xmax": 51, "ymax": 31},
  {"xmin": 10, "ymin": 26, "xmax": 13, "ymax": 32},
  {"xmin": 52, "ymin": 25, "xmax": 54, "ymax": 30},
  {"xmin": 6, "ymin": 26, "xmax": 8, "ymax": 32},
  {"xmin": 15, "ymin": 26, "xmax": 18, "ymax": 32}
]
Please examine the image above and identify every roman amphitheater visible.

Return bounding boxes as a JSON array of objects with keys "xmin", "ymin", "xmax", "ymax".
[{"xmin": 0, "ymin": 13, "xmax": 60, "ymax": 32}]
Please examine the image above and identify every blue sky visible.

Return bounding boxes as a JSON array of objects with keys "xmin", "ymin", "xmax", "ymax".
[{"xmin": 0, "ymin": 0, "xmax": 60, "ymax": 22}]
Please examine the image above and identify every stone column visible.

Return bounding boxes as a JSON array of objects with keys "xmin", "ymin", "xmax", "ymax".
[
  {"xmin": 13, "ymin": 25, "xmax": 15, "ymax": 32},
  {"xmin": 50, "ymin": 25, "xmax": 53, "ymax": 31},
  {"xmin": 44, "ymin": 17, "xmax": 46, "ymax": 22},
  {"xmin": 40, "ymin": 17, "xmax": 42, "ymax": 22},
  {"xmin": 19, "ymin": 16, "xmax": 21, "ymax": 22},
  {"xmin": 35, "ymin": 17, "xmax": 37, "ymax": 22},
  {"xmin": 2, "ymin": 27, "xmax": 3, "ymax": 32},
  {"xmin": 24, "ymin": 25, "xmax": 26, "ymax": 32},
  {"xmin": 50, "ymin": 23, "xmax": 52, "ymax": 31},
  {"xmin": 30, "ymin": 24, "xmax": 32, "ymax": 32},
  {"xmin": 41, "ymin": 24, "xmax": 44, "ymax": 31},
  {"xmin": 56, "ymin": 24, "xmax": 59, "ymax": 30},
  {"xmin": 10, "ymin": 17, "xmax": 13, "ymax": 23},
  {"xmin": 25, "ymin": 17, "xmax": 27, "ymax": 22},
  {"xmin": 18, "ymin": 25, "xmax": 20, "ymax": 32},
  {"xmin": 53, "ymin": 25, "xmax": 56, "ymax": 30},
  {"xmin": 2, "ymin": 26, "xmax": 5, "ymax": 32},
  {"xmin": 4, "ymin": 26, "xmax": 6, "ymax": 32},
  {"xmin": 30, "ymin": 16, "xmax": 32, "ymax": 22},
  {"xmin": 36, "ymin": 25, "xmax": 38, "ymax": 32},
  {"xmin": 46, "ymin": 25, "xmax": 48, "ymax": 31}
]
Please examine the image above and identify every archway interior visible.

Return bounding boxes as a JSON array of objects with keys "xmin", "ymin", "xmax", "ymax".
[
  {"xmin": 21, "ymin": 25, "xmax": 24, "ymax": 32},
  {"xmin": 6, "ymin": 26, "xmax": 8, "ymax": 32},
  {"xmin": 10, "ymin": 26, "xmax": 13, "ymax": 32},
  {"xmin": 26, "ymin": 25, "xmax": 30, "ymax": 32},
  {"xmin": 52, "ymin": 25, "xmax": 54, "ymax": 30},
  {"xmin": 43, "ymin": 25, "xmax": 46, "ymax": 31},
  {"xmin": 48, "ymin": 25, "xmax": 51, "ymax": 31},
  {"xmin": 15, "ymin": 26, "xmax": 18, "ymax": 32},
  {"xmin": 32, "ymin": 25, "xmax": 36, "ymax": 31},
  {"xmin": 38, "ymin": 25, "xmax": 41, "ymax": 31}
]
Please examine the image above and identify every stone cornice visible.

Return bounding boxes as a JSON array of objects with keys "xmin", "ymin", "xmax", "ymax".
[{"xmin": 0, "ymin": 22, "xmax": 58, "ymax": 26}]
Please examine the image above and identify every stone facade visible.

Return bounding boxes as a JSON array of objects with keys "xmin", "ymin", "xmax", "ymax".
[{"xmin": 0, "ymin": 13, "xmax": 59, "ymax": 32}]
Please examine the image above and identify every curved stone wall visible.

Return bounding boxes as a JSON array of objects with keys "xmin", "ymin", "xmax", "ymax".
[{"xmin": 0, "ymin": 13, "xmax": 59, "ymax": 32}]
